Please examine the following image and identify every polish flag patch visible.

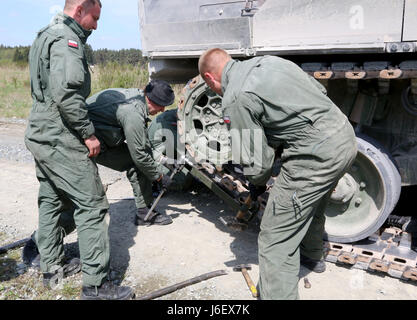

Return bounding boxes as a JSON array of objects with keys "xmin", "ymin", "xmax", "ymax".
[
  {"xmin": 68, "ymin": 40, "xmax": 79, "ymax": 49},
  {"xmin": 223, "ymin": 116, "xmax": 231, "ymax": 124}
]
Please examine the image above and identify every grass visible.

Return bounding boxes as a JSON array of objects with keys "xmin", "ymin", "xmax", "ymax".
[
  {"xmin": 0, "ymin": 231, "xmax": 83, "ymax": 300},
  {"xmin": 90, "ymin": 62, "xmax": 150, "ymax": 95},
  {"xmin": 0, "ymin": 246, "xmax": 133, "ymax": 300},
  {"xmin": 0, "ymin": 257, "xmax": 82, "ymax": 300},
  {"xmin": 90, "ymin": 62, "xmax": 183, "ymax": 117},
  {"xmin": 0, "ymin": 62, "xmax": 32, "ymax": 119},
  {"xmin": 0, "ymin": 62, "xmax": 184, "ymax": 120},
  {"xmin": 0, "ymin": 245, "xmax": 81, "ymax": 299}
]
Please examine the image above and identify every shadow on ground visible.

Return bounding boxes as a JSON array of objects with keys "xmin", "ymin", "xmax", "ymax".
[
  {"xmin": 159, "ymin": 181, "xmax": 260, "ymax": 269},
  {"xmin": 58, "ymin": 199, "xmax": 139, "ymax": 284},
  {"xmin": 107, "ymin": 199, "xmax": 138, "ymax": 283}
]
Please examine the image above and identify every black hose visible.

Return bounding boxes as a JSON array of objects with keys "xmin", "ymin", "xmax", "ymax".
[{"xmin": 136, "ymin": 269, "xmax": 228, "ymax": 300}]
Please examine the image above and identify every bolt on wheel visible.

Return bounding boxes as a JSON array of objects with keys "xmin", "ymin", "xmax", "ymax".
[{"xmin": 324, "ymin": 134, "xmax": 401, "ymax": 243}]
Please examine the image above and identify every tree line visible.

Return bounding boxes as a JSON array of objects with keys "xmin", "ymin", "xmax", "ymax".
[
  {"xmin": 0, "ymin": 44, "xmax": 147, "ymax": 66},
  {"xmin": 85, "ymin": 44, "xmax": 148, "ymax": 66},
  {"xmin": 0, "ymin": 45, "xmax": 30, "ymax": 64}
]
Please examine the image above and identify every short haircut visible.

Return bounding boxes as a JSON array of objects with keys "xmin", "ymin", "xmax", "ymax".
[
  {"xmin": 198, "ymin": 48, "xmax": 232, "ymax": 79},
  {"xmin": 64, "ymin": 0, "xmax": 102, "ymax": 11},
  {"xmin": 83, "ymin": 0, "xmax": 102, "ymax": 9}
]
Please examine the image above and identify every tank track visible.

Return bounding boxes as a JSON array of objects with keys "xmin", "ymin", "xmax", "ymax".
[
  {"xmin": 300, "ymin": 60, "xmax": 417, "ymax": 81},
  {"xmin": 324, "ymin": 229, "xmax": 417, "ymax": 283},
  {"xmin": 300, "ymin": 59, "xmax": 417, "ymax": 113},
  {"xmin": 189, "ymin": 162, "xmax": 417, "ymax": 284}
]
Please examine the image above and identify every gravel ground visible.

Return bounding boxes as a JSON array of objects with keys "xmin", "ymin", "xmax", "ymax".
[
  {"xmin": 0, "ymin": 118, "xmax": 33, "ymax": 164},
  {"xmin": 1, "ymin": 118, "xmax": 417, "ymax": 302}
]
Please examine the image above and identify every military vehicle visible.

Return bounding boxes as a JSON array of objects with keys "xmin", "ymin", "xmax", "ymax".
[{"xmin": 138, "ymin": 0, "xmax": 417, "ymax": 280}]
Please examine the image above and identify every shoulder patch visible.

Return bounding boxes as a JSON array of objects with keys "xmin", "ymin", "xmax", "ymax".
[
  {"xmin": 223, "ymin": 116, "xmax": 231, "ymax": 124},
  {"xmin": 68, "ymin": 40, "xmax": 79, "ymax": 49}
]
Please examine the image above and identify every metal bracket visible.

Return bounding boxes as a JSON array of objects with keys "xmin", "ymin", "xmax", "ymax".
[
  {"xmin": 241, "ymin": 0, "xmax": 259, "ymax": 16},
  {"xmin": 245, "ymin": 48, "xmax": 257, "ymax": 57}
]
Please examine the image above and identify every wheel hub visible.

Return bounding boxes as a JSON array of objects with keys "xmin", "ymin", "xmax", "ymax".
[{"xmin": 330, "ymin": 173, "xmax": 357, "ymax": 204}]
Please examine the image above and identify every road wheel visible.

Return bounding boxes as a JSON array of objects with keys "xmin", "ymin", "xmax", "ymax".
[{"xmin": 324, "ymin": 134, "xmax": 402, "ymax": 243}]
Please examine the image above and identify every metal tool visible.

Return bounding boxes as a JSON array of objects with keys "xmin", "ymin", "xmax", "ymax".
[
  {"xmin": 0, "ymin": 237, "xmax": 31, "ymax": 255},
  {"xmin": 219, "ymin": 195, "xmax": 253, "ymax": 231},
  {"xmin": 233, "ymin": 264, "xmax": 259, "ymax": 298},
  {"xmin": 219, "ymin": 216, "xmax": 248, "ymax": 231},
  {"xmin": 143, "ymin": 159, "xmax": 186, "ymax": 222},
  {"xmin": 304, "ymin": 277, "xmax": 311, "ymax": 289},
  {"xmin": 136, "ymin": 269, "xmax": 228, "ymax": 300}
]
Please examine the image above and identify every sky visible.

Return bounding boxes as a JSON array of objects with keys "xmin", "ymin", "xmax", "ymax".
[{"xmin": 0, "ymin": 0, "xmax": 142, "ymax": 50}]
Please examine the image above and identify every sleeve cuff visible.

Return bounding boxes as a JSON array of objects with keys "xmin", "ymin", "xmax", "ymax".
[
  {"xmin": 80, "ymin": 123, "xmax": 95, "ymax": 140},
  {"xmin": 152, "ymin": 172, "xmax": 162, "ymax": 182}
]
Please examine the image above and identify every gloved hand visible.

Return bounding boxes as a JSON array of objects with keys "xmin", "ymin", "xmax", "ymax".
[
  {"xmin": 158, "ymin": 174, "xmax": 172, "ymax": 190},
  {"xmin": 249, "ymin": 183, "xmax": 266, "ymax": 200}
]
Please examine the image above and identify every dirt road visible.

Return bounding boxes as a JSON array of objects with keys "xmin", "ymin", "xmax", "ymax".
[{"xmin": 0, "ymin": 120, "xmax": 416, "ymax": 300}]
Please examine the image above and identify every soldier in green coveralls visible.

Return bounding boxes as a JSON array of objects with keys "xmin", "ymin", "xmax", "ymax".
[
  {"xmin": 88, "ymin": 81, "xmax": 176, "ymax": 226},
  {"xmin": 147, "ymin": 108, "xmax": 194, "ymax": 194},
  {"xmin": 24, "ymin": 0, "xmax": 133, "ymax": 300},
  {"xmin": 199, "ymin": 48, "xmax": 358, "ymax": 299},
  {"xmin": 23, "ymin": 81, "xmax": 177, "ymax": 267}
]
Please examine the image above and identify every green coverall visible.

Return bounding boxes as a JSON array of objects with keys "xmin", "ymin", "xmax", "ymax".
[
  {"xmin": 147, "ymin": 108, "xmax": 194, "ymax": 191},
  {"xmin": 29, "ymin": 92, "xmax": 192, "ymax": 258},
  {"xmin": 25, "ymin": 13, "xmax": 110, "ymax": 286},
  {"xmin": 87, "ymin": 88, "xmax": 163, "ymax": 209},
  {"xmin": 221, "ymin": 56, "xmax": 358, "ymax": 299},
  {"xmin": 29, "ymin": 88, "xmax": 163, "ymax": 237}
]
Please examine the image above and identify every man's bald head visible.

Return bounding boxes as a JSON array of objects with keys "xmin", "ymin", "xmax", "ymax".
[
  {"xmin": 198, "ymin": 48, "xmax": 231, "ymax": 81},
  {"xmin": 64, "ymin": 0, "xmax": 102, "ymax": 31},
  {"xmin": 64, "ymin": 0, "xmax": 102, "ymax": 11},
  {"xmin": 198, "ymin": 48, "xmax": 232, "ymax": 95}
]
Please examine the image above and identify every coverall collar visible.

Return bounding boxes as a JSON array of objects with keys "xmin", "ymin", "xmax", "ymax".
[
  {"xmin": 142, "ymin": 93, "xmax": 152, "ymax": 125},
  {"xmin": 54, "ymin": 12, "xmax": 92, "ymax": 43},
  {"xmin": 221, "ymin": 59, "xmax": 237, "ymax": 94}
]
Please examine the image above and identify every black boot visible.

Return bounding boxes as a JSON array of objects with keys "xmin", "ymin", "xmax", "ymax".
[
  {"xmin": 135, "ymin": 207, "xmax": 173, "ymax": 226},
  {"xmin": 81, "ymin": 280, "xmax": 134, "ymax": 300},
  {"xmin": 300, "ymin": 255, "xmax": 326, "ymax": 273},
  {"xmin": 43, "ymin": 258, "xmax": 82, "ymax": 289},
  {"xmin": 22, "ymin": 238, "xmax": 40, "ymax": 269}
]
